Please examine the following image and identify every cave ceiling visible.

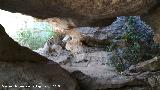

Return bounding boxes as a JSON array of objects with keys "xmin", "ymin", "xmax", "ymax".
[{"xmin": 0, "ymin": 0, "xmax": 159, "ymax": 26}]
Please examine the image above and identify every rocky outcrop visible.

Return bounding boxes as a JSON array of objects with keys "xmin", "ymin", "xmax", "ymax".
[
  {"xmin": 129, "ymin": 56, "xmax": 160, "ymax": 72},
  {"xmin": 33, "ymin": 16, "xmax": 160, "ymax": 90},
  {"xmin": 0, "ymin": 0, "xmax": 160, "ymax": 43},
  {"xmin": 0, "ymin": 0, "xmax": 160, "ymax": 89},
  {"xmin": 0, "ymin": 62, "xmax": 79, "ymax": 90},
  {"xmin": 70, "ymin": 56, "xmax": 160, "ymax": 90},
  {"xmin": 0, "ymin": 24, "xmax": 79, "ymax": 90},
  {"xmin": 71, "ymin": 71, "xmax": 150, "ymax": 90},
  {"xmin": 76, "ymin": 16, "xmax": 154, "ymax": 47},
  {"xmin": 0, "ymin": 0, "xmax": 159, "ymax": 26},
  {"xmin": 1, "ymin": 0, "xmax": 159, "ymax": 43},
  {"xmin": 133, "ymin": 71, "xmax": 160, "ymax": 90},
  {"xmin": 35, "ymin": 49, "xmax": 72, "ymax": 65},
  {"xmin": 142, "ymin": 7, "xmax": 160, "ymax": 43}
]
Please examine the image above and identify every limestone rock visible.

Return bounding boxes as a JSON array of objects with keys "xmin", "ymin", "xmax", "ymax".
[
  {"xmin": 76, "ymin": 16, "xmax": 154, "ymax": 48},
  {"xmin": 73, "ymin": 51, "xmax": 111, "ymax": 64},
  {"xmin": 35, "ymin": 49, "xmax": 72, "ymax": 65},
  {"xmin": 44, "ymin": 35, "xmax": 65, "ymax": 52},
  {"xmin": 76, "ymin": 27, "xmax": 110, "ymax": 47},
  {"xmin": 71, "ymin": 71, "xmax": 148, "ymax": 90},
  {"xmin": 142, "ymin": 7, "xmax": 160, "ymax": 43},
  {"xmin": 63, "ymin": 29, "xmax": 84, "ymax": 54},
  {"xmin": 147, "ymin": 72, "xmax": 160, "ymax": 90},
  {"xmin": 136, "ymin": 71, "xmax": 160, "ymax": 90},
  {"xmin": 129, "ymin": 56, "xmax": 160, "ymax": 72}
]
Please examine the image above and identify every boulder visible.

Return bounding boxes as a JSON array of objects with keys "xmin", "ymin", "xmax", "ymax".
[
  {"xmin": 76, "ymin": 16, "xmax": 154, "ymax": 48},
  {"xmin": 129, "ymin": 56, "xmax": 160, "ymax": 72},
  {"xmin": 62, "ymin": 29, "xmax": 84, "ymax": 54}
]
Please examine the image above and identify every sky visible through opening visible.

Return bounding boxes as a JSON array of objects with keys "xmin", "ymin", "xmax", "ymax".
[
  {"xmin": 0, "ymin": 9, "xmax": 56, "ymax": 50},
  {"xmin": 0, "ymin": 9, "xmax": 36, "ymax": 38}
]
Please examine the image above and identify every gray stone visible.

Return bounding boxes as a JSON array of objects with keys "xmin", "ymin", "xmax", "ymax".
[
  {"xmin": 129, "ymin": 57, "xmax": 160, "ymax": 72},
  {"xmin": 0, "ymin": 62, "xmax": 79, "ymax": 90}
]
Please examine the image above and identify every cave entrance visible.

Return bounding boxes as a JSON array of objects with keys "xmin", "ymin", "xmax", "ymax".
[
  {"xmin": 0, "ymin": 9, "xmax": 160, "ymax": 73},
  {"xmin": 0, "ymin": 9, "xmax": 56, "ymax": 50}
]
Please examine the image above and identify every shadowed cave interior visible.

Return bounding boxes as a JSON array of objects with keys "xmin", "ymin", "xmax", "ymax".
[{"xmin": 0, "ymin": 0, "xmax": 160, "ymax": 90}]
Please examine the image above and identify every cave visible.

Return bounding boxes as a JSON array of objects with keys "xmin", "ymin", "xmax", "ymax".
[{"xmin": 0, "ymin": 0, "xmax": 160, "ymax": 90}]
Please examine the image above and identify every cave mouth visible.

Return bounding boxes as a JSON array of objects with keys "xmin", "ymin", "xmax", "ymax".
[
  {"xmin": 0, "ymin": 9, "xmax": 160, "ymax": 73},
  {"xmin": 1, "ymin": 8, "xmax": 160, "ymax": 90},
  {"xmin": 0, "ymin": 9, "xmax": 58, "ymax": 50}
]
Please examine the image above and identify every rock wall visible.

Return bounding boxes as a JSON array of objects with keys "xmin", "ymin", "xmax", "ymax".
[
  {"xmin": 0, "ymin": 0, "xmax": 160, "ymax": 89},
  {"xmin": 34, "ymin": 16, "xmax": 160, "ymax": 90},
  {"xmin": 143, "ymin": 7, "xmax": 160, "ymax": 43},
  {"xmin": 0, "ymin": 0, "xmax": 159, "ymax": 42},
  {"xmin": 0, "ymin": 62, "xmax": 79, "ymax": 90}
]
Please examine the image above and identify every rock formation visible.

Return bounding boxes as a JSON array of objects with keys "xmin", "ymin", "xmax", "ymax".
[
  {"xmin": 0, "ymin": 0, "xmax": 159, "ymax": 43},
  {"xmin": 0, "ymin": 62, "xmax": 79, "ymax": 90},
  {"xmin": 34, "ymin": 16, "xmax": 160, "ymax": 90},
  {"xmin": 142, "ymin": 7, "xmax": 160, "ymax": 43},
  {"xmin": 0, "ymin": 24, "xmax": 79, "ymax": 90},
  {"xmin": 0, "ymin": 0, "xmax": 160, "ymax": 90},
  {"xmin": 0, "ymin": 0, "xmax": 159, "ymax": 26},
  {"xmin": 129, "ymin": 56, "xmax": 160, "ymax": 72}
]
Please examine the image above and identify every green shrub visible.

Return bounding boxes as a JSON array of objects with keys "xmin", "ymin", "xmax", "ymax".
[
  {"xmin": 16, "ymin": 22, "xmax": 55, "ymax": 50},
  {"xmin": 109, "ymin": 16, "xmax": 159, "ymax": 72}
]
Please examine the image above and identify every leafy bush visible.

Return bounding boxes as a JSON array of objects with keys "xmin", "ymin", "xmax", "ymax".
[
  {"xmin": 109, "ymin": 16, "xmax": 159, "ymax": 72},
  {"xmin": 16, "ymin": 22, "xmax": 55, "ymax": 50}
]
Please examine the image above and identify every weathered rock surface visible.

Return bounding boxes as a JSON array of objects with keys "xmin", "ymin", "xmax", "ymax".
[
  {"xmin": 34, "ymin": 16, "xmax": 160, "ymax": 90},
  {"xmin": 0, "ymin": 0, "xmax": 160, "ymax": 90},
  {"xmin": 70, "ymin": 66, "xmax": 160, "ymax": 90},
  {"xmin": 129, "ymin": 56, "xmax": 160, "ymax": 73},
  {"xmin": 35, "ymin": 49, "xmax": 72, "ymax": 65},
  {"xmin": 76, "ymin": 16, "xmax": 154, "ymax": 47},
  {"xmin": 0, "ymin": 0, "xmax": 160, "ymax": 43},
  {"xmin": 71, "ymin": 71, "xmax": 151, "ymax": 90},
  {"xmin": 136, "ymin": 71, "xmax": 160, "ymax": 90},
  {"xmin": 0, "ymin": 0, "xmax": 159, "ymax": 26},
  {"xmin": 143, "ymin": 7, "xmax": 160, "ymax": 43},
  {"xmin": 0, "ymin": 62, "xmax": 79, "ymax": 90}
]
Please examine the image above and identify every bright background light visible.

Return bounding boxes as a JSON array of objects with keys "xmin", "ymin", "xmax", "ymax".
[{"xmin": 0, "ymin": 9, "xmax": 35, "ymax": 38}]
